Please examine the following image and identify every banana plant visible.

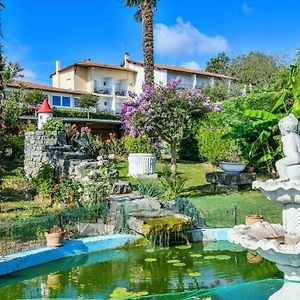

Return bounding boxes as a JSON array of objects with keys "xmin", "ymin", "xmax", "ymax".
[{"xmin": 227, "ymin": 50, "xmax": 300, "ymax": 172}]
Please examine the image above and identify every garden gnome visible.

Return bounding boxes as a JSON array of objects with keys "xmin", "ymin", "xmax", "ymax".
[
  {"xmin": 37, "ymin": 98, "xmax": 53, "ymax": 130},
  {"xmin": 276, "ymin": 113, "xmax": 300, "ymax": 181}
]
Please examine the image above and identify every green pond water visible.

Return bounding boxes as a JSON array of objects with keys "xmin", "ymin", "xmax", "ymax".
[{"xmin": 0, "ymin": 241, "xmax": 284, "ymax": 300}]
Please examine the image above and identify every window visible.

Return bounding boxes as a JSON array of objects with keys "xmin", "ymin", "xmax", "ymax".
[
  {"xmin": 74, "ymin": 97, "xmax": 80, "ymax": 107},
  {"xmin": 103, "ymin": 81, "xmax": 107, "ymax": 86},
  {"xmin": 52, "ymin": 95, "xmax": 61, "ymax": 106},
  {"xmin": 66, "ymin": 78, "xmax": 72, "ymax": 89},
  {"xmin": 62, "ymin": 96, "xmax": 71, "ymax": 107},
  {"xmin": 104, "ymin": 101, "xmax": 107, "ymax": 106}
]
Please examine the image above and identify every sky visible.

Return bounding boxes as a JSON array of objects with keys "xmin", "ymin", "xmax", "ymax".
[{"xmin": 2, "ymin": 0, "xmax": 300, "ymax": 85}]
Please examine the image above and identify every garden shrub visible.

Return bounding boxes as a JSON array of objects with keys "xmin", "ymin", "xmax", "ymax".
[
  {"xmin": 197, "ymin": 113, "xmax": 241, "ymax": 164},
  {"xmin": 53, "ymin": 108, "xmax": 119, "ymax": 120},
  {"xmin": 43, "ymin": 118, "xmax": 65, "ymax": 136},
  {"xmin": 35, "ymin": 164, "xmax": 55, "ymax": 199},
  {"xmin": 124, "ymin": 135, "xmax": 153, "ymax": 153},
  {"xmin": 159, "ymin": 166, "xmax": 187, "ymax": 200},
  {"xmin": 4, "ymin": 134, "xmax": 25, "ymax": 160},
  {"xmin": 133, "ymin": 180, "xmax": 164, "ymax": 198}
]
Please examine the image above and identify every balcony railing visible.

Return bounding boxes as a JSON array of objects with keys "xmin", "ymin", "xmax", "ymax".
[
  {"xmin": 115, "ymin": 89, "xmax": 127, "ymax": 97},
  {"xmin": 178, "ymin": 84, "xmax": 194, "ymax": 90},
  {"xmin": 94, "ymin": 87, "xmax": 112, "ymax": 95}
]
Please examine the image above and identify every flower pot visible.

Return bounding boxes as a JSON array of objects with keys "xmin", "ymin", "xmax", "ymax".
[
  {"xmin": 45, "ymin": 230, "xmax": 65, "ymax": 247},
  {"xmin": 128, "ymin": 153, "xmax": 156, "ymax": 177},
  {"xmin": 245, "ymin": 214, "xmax": 264, "ymax": 225},
  {"xmin": 219, "ymin": 162, "xmax": 246, "ymax": 173}
]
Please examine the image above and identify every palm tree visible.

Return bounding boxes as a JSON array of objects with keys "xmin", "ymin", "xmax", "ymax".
[
  {"xmin": 0, "ymin": 1, "xmax": 5, "ymax": 100},
  {"xmin": 124, "ymin": 0, "xmax": 158, "ymax": 86}
]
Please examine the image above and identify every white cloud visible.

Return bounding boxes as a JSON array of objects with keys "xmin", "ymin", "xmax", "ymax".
[
  {"xmin": 155, "ymin": 17, "xmax": 228, "ymax": 56},
  {"xmin": 21, "ymin": 69, "xmax": 37, "ymax": 80},
  {"xmin": 181, "ymin": 61, "xmax": 201, "ymax": 70},
  {"xmin": 242, "ymin": 3, "xmax": 253, "ymax": 14}
]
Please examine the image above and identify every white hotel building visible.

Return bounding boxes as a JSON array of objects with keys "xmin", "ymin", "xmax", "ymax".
[{"xmin": 8, "ymin": 53, "xmax": 236, "ymax": 115}]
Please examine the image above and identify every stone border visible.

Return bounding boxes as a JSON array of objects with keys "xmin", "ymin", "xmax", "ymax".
[
  {"xmin": 0, "ymin": 229, "xmax": 230, "ymax": 277},
  {"xmin": 0, "ymin": 234, "xmax": 140, "ymax": 276}
]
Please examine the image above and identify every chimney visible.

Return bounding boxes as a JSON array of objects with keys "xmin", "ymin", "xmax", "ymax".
[
  {"xmin": 124, "ymin": 52, "xmax": 130, "ymax": 68},
  {"xmin": 56, "ymin": 60, "xmax": 61, "ymax": 72}
]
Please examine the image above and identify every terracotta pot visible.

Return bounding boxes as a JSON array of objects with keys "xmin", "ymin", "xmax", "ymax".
[
  {"xmin": 245, "ymin": 166, "xmax": 254, "ymax": 173},
  {"xmin": 45, "ymin": 230, "xmax": 65, "ymax": 247},
  {"xmin": 245, "ymin": 215, "xmax": 264, "ymax": 225},
  {"xmin": 247, "ymin": 251, "xmax": 263, "ymax": 264}
]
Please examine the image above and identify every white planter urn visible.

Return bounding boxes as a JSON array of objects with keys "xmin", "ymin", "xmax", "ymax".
[
  {"xmin": 219, "ymin": 161, "xmax": 246, "ymax": 173},
  {"xmin": 128, "ymin": 153, "xmax": 156, "ymax": 178}
]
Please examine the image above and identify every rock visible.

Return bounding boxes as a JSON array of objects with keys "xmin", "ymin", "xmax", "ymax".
[
  {"xmin": 111, "ymin": 181, "xmax": 132, "ymax": 195},
  {"xmin": 129, "ymin": 196, "xmax": 161, "ymax": 212},
  {"xmin": 206, "ymin": 172, "xmax": 256, "ymax": 192},
  {"xmin": 76, "ymin": 223, "xmax": 114, "ymax": 236}
]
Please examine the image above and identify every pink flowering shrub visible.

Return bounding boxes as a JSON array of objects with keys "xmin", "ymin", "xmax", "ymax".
[{"xmin": 120, "ymin": 77, "xmax": 221, "ymax": 173}]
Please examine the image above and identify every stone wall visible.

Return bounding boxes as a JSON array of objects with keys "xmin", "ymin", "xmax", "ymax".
[{"xmin": 24, "ymin": 131, "xmax": 67, "ymax": 177}]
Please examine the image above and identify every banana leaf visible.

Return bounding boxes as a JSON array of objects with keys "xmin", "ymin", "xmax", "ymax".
[
  {"xmin": 244, "ymin": 109, "xmax": 279, "ymax": 121},
  {"xmin": 271, "ymin": 90, "xmax": 289, "ymax": 113}
]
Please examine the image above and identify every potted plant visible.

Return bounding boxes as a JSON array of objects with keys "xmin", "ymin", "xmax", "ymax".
[
  {"xmin": 124, "ymin": 135, "xmax": 156, "ymax": 178},
  {"xmin": 45, "ymin": 225, "xmax": 65, "ymax": 247}
]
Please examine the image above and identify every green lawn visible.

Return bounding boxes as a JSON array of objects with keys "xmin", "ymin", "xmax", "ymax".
[
  {"xmin": 118, "ymin": 161, "xmax": 282, "ymax": 227},
  {"xmin": 1, "ymin": 160, "xmax": 282, "ymax": 228}
]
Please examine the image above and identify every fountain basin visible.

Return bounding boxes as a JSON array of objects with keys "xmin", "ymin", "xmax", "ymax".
[
  {"xmin": 229, "ymin": 223, "xmax": 300, "ymax": 281},
  {"xmin": 253, "ymin": 180, "xmax": 300, "ymax": 203}
]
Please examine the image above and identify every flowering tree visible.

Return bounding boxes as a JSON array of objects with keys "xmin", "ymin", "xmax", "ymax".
[{"xmin": 121, "ymin": 77, "xmax": 221, "ymax": 173}]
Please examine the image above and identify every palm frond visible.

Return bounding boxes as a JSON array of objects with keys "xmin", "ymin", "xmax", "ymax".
[{"xmin": 134, "ymin": 9, "xmax": 142, "ymax": 22}]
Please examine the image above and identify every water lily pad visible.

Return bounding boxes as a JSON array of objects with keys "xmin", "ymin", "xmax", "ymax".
[
  {"xmin": 175, "ymin": 244, "xmax": 192, "ymax": 250},
  {"xmin": 193, "ymin": 260, "xmax": 205, "ymax": 265},
  {"xmin": 144, "ymin": 258, "xmax": 157, "ymax": 262},
  {"xmin": 167, "ymin": 259, "xmax": 181, "ymax": 264},
  {"xmin": 204, "ymin": 255, "xmax": 216, "ymax": 260},
  {"xmin": 190, "ymin": 253, "xmax": 202, "ymax": 258},
  {"xmin": 173, "ymin": 262, "xmax": 186, "ymax": 267},
  {"xmin": 188, "ymin": 272, "xmax": 201, "ymax": 277},
  {"xmin": 110, "ymin": 287, "xmax": 149, "ymax": 299},
  {"xmin": 215, "ymin": 255, "xmax": 231, "ymax": 260}
]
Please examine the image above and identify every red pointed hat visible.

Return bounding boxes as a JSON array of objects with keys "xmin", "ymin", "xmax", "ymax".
[{"xmin": 37, "ymin": 98, "xmax": 53, "ymax": 113}]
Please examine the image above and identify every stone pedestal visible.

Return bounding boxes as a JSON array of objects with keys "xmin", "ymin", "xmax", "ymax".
[{"xmin": 206, "ymin": 172, "xmax": 256, "ymax": 192}]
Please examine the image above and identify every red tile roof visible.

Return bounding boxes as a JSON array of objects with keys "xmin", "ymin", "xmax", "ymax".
[
  {"xmin": 127, "ymin": 59, "xmax": 238, "ymax": 80},
  {"xmin": 7, "ymin": 80, "xmax": 85, "ymax": 95},
  {"xmin": 50, "ymin": 60, "xmax": 137, "ymax": 77}
]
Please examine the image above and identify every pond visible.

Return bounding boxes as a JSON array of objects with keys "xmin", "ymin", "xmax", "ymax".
[{"xmin": 0, "ymin": 241, "xmax": 283, "ymax": 299}]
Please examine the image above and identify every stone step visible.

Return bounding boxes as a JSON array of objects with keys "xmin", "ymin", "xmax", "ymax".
[
  {"xmin": 47, "ymin": 145, "xmax": 74, "ymax": 152},
  {"xmin": 63, "ymin": 152, "xmax": 87, "ymax": 160}
]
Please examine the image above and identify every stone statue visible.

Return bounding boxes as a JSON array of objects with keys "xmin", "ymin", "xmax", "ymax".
[{"xmin": 276, "ymin": 113, "xmax": 300, "ymax": 182}]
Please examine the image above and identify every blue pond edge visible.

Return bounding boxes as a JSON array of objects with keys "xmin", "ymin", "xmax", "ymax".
[
  {"xmin": 0, "ymin": 234, "xmax": 140, "ymax": 276},
  {"xmin": 0, "ymin": 228, "xmax": 230, "ymax": 276}
]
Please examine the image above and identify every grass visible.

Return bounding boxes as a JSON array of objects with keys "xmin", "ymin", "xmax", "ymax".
[
  {"xmin": 1, "ymin": 160, "xmax": 282, "ymax": 228},
  {"xmin": 118, "ymin": 160, "xmax": 282, "ymax": 227}
]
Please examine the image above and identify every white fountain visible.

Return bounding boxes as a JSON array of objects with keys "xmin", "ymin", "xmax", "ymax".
[{"xmin": 229, "ymin": 114, "xmax": 300, "ymax": 300}]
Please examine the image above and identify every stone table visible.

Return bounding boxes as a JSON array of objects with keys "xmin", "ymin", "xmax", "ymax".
[{"xmin": 206, "ymin": 172, "xmax": 256, "ymax": 192}]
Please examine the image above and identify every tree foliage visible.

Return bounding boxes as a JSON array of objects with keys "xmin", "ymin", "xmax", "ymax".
[
  {"xmin": 120, "ymin": 77, "xmax": 220, "ymax": 173},
  {"xmin": 230, "ymin": 51, "xmax": 280, "ymax": 89},
  {"xmin": 205, "ymin": 52, "xmax": 230, "ymax": 75},
  {"xmin": 79, "ymin": 94, "xmax": 99, "ymax": 118}
]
